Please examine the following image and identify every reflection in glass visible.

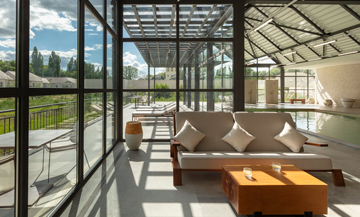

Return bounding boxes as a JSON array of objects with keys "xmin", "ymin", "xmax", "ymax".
[
  {"xmin": 107, "ymin": 32, "xmax": 117, "ymax": 89},
  {"xmin": 179, "ymin": 5, "xmax": 233, "ymax": 38},
  {"xmin": 0, "ymin": 98, "xmax": 15, "ymax": 215},
  {"xmin": 180, "ymin": 42, "xmax": 233, "ymax": 89},
  {"xmin": 123, "ymin": 5, "xmax": 176, "ymax": 38},
  {"xmin": 107, "ymin": 0, "xmax": 116, "ymax": 31},
  {"xmin": 85, "ymin": 8, "xmax": 104, "ymax": 89},
  {"xmin": 27, "ymin": 95, "xmax": 77, "ymax": 215},
  {"xmin": 89, "ymin": 0, "xmax": 104, "ymax": 17},
  {"xmin": 106, "ymin": 92, "xmax": 116, "ymax": 150},
  {"xmin": 123, "ymin": 92, "xmax": 175, "ymax": 139},
  {"xmin": 180, "ymin": 92, "xmax": 233, "ymax": 112},
  {"xmin": 84, "ymin": 93, "xmax": 103, "ymax": 174}
]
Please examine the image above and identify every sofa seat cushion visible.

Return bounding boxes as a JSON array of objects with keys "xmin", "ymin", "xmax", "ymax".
[{"xmin": 178, "ymin": 151, "xmax": 333, "ymax": 171}]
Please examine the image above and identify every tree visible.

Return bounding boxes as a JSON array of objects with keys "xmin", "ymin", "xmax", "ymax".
[
  {"xmin": 31, "ymin": 46, "xmax": 44, "ymax": 76},
  {"xmin": 0, "ymin": 60, "xmax": 16, "ymax": 72},
  {"xmin": 67, "ymin": 57, "xmax": 77, "ymax": 73},
  {"xmin": 123, "ymin": 65, "xmax": 138, "ymax": 80},
  {"xmin": 48, "ymin": 51, "xmax": 61, "ymax": 77},
  {"xmin": 158, "ymin": 72, "xmax": 166, "ymax": 80}
]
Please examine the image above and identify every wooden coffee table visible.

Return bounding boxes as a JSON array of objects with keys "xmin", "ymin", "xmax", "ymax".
[{"xmin": 222, "ymin": 165, "xmax": 328, "ymax": 216}]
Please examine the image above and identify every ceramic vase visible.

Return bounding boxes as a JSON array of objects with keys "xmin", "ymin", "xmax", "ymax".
[
  {"xmin": 341, "ymin": 98, "xmax": 356, "ymax": 108},
  {"xmin": 324, "ymin": 99, "xmax": 333, "ymax": 106},
  {"xmin": 125, "ymin": 121, "xmax": 143, "ymax": 150}
]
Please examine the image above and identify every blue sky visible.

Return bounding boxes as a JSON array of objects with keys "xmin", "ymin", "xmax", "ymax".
[{"xmin": 0, "ymin": 0, "xmax": 150, "ymax": 78}]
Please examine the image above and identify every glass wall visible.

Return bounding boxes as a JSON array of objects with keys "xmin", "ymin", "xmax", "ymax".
[
  {"xmin": 0, "ymin": 98, "xmax": 15, "ymax": 215},
  {"xmin": 0, "ymin": 0, "xmax": 118, "ymax": 215},
  {"xmin": 122, "ymin": 4, "xmax": 234, "ymax": 140},
  {"xmin": 29, "ymin": 0, "xmax": 78, "ymax": 88},
  {"xmin": 285, "ymin": 69, "xmax": 315, "ymax": 102},
  {"xmin": 245, "ymin": 66, "xmax": 281, "ymax": 103},
  {"xmin": 0, "ymin": 0, "xmax": 16, "ymax": 88},
  {"xmin": 28, "ymin": 95, "xmax": 77, "ymax": 216}
]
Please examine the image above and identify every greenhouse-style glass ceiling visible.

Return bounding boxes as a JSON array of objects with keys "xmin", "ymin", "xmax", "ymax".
[{"xmin": 123, "ymin": 1, "xmax": 360, "ymax": 68}]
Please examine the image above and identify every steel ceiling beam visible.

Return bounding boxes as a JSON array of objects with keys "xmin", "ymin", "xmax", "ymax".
[
  {"xmin": 341, "ymin": 5, "xmax": 360, "ymax": 22},
  {"xmin": 345, "ymin": 32, "xmax": 360, "ymax": 46},
  {"xmin": 245, "ymin": 17, "xmax": 322, "ymax": 36},
  {"xmin": 254, "ymin": 6, "xmax": 307, "ymax": 62},
  {"xmin": 246, "ymin": 0, "xmax": 360, "ymax": 4},
  {"xmin": 289, "ymin": 5, "xmax": 326, "ymax": 35}
]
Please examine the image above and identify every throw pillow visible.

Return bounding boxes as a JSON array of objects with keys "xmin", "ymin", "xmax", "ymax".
[
  {"xmin": 274, "ymin": 122, "xmax": 308, "ymax": 152},
  {"xmin": 222, "ymin": 122, "xmax": 255, "ymax": 152},
  {"xmin": 174, "ymin": 120, "xmax": 205, "ymax": 152}
]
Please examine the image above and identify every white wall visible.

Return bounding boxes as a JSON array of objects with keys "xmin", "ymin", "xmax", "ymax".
[{"xmin": 316, "ymin": 63, "xmax": 360, "ymax": 107}]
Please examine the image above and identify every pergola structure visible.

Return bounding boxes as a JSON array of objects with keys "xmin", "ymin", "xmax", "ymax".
[{"xmin": 123, "ymin": 2, "xmax": 360, "ymax": 67}]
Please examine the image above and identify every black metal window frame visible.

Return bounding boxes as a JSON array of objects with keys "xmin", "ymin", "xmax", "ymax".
[
  {"xmin": 245, "ymin": 65, "xmax": 281, "ymax": 103},
  {"xmin": 0, "ymin": 0, "xmax": 120, "ymax": 216},
  {"xmin": 284, "ymin": 69, "xmax": 315, "ymax": 102},
  {"xmin": 120, "ymin": 0, "xmax": 244, "ymax": 142}
]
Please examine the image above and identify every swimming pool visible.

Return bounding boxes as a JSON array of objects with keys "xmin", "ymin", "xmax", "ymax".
[{"xmin": 288, "ymin": 111, "xmax": 360, "ymax": 146}]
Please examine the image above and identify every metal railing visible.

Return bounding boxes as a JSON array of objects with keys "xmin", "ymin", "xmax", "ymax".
[{"xmin": 0, "ymin": 99, "xmax": 97, "ymax": 156}]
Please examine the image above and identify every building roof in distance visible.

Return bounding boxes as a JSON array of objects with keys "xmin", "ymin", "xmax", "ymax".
[{"xmin": 45, "ymin": 77, "xmax": 77, "ymax": 84}]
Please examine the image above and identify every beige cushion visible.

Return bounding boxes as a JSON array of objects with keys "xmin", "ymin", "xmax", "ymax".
[
  {"xmin": 222, "ymin": 122, "xmax": 255, "ymax": 152},
  {"xmin": 233, "ymin": 112, "xmax": 303, "ymax": 152},
  {"xmin": 175, "ymin": 112, "xmax": 235, "ymax": 151},
  {"xmin": 174, "ymin": 120, "xmax": 205, "ymax": 152},
  {"xmin": 274, "ymin": 122, "xmax": 308, "ymax": 152},
  {"xmin": 177, "ymin": 151, "xmax": 333, "ymax": 170}
]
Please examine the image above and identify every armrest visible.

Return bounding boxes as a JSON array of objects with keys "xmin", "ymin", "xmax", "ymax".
[
  {"xmin": 170, "ymin": 139, "xmax": 181, "ymax": 147},
  {"xmin": 304, "ymin": 141, "xmax": 328, "ymax": 147}
]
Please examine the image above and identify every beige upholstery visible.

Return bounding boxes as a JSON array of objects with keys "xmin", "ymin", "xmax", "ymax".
[
  {"xmin": 175, "ymin": 112, "xmax": 235, "ymax": 151},
  {"xmin": 178, "ymin": 151, "xmax": 333, "ymax": 171},
  {"xmin": 233, "ymin": 112, "xmax": 304, "ymax": 152}
]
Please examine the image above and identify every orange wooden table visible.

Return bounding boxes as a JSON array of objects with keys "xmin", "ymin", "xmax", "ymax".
[
  {"xmin": 222, "ymin": 165, "xmax": 328, "ymax": 216},
  {"xmin": 290, "ymin": 99, "xmax": 305, "ymax": 104}
]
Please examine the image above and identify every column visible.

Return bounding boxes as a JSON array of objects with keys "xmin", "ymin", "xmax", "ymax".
[{"xmin": 207, "ymin": 43, "xmax": 214, "ymax": 111}]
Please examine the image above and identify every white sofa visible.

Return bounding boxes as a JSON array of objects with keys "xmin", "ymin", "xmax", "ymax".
[{"xmin": 171, "ymin": 112, "xmax": 345, "ymax": 186}]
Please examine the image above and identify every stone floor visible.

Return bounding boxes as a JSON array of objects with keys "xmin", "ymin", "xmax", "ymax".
[{"xmin": 60, "ymin": 132, "xmax": 360, "ymax": 217}]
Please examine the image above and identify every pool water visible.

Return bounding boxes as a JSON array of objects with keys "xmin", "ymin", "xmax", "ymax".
[{"xmin": 289, "ymin": 111, "xmax": 360, "ymax": 146}]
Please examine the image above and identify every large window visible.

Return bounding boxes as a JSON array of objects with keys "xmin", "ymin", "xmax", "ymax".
[
  {"xmin": 122, "ymin": 4, "xmax": 235, "ymax": 140},
  {"xmin": 245, "ymin": 66, "xmax": 281, "ymax": 103},
  {"xmin": 0, "ymin": 0, "xmax": 118, "ymax": 216},
  {"xmin": 285, "ymin": 69, "xmax": 315, "ymax": 102}
]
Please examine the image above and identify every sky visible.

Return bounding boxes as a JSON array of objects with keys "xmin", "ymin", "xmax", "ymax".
[
  {"xmin": 0, "ymin": 0, "xmax": 149, "ymax": 78},
  {"xmin": 0, "ymin": 0, "xmax": 236, "ymax": 79}
]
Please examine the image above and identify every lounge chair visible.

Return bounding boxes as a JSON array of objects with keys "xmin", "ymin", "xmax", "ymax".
[
  {"xmin": 45, "ymin": 122, "xmax": 90, "ymax": 182},
  {"xmin": 139, "ymin": 95, "xmax": 152, "ymax": 105},
  {"xmin": 132, "ymin": 104, "xmax": 176, "ymax": 121},
  {"xmin": 137, "ymin": 102, "xmax": 175, "ymax": 110}
]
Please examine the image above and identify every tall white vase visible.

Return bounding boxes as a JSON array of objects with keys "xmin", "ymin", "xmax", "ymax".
[{"xmin": 125, "ymin": 121, "xmax": 143, "ymax": 151}]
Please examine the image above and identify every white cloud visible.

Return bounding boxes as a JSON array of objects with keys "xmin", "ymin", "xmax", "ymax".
[
  {"xmin": 85, "ymin": 29, "xmax": 94, "ymax": 32},
  {"xmin": 0, "ymin": 50, "xmax": 16, "ymax": 61},
  {"xmin": 89, "ymin": 33, "xmax": 98, "ymax": 36},
  {"xmin": 30, "ymin": 6, "xmax": 76, "ymax": 33},
  {"xmin": 96, "ymin": 25, "xmax": 103, "ymax": 32},
  {"xmin": 37, "ymin": 48, "xmax": 77, "ymax": 59},
  {"xmin": 123, "ymin": 52, "xmax": 137, "ymax": 64},
  {"xmin": 85, "ymin": 44, "xmax": 102, "ymax": 51},
  {"xmin": 89, "ymin": 22, "xmax": 98, "ymax": 27},
  {"xmin": 0, "ymin": 39, "xmax": 16, "ymax": 48},
  {"xmin": 107, "ymin": 44, "xmax": 112, "ymax": 48}
]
